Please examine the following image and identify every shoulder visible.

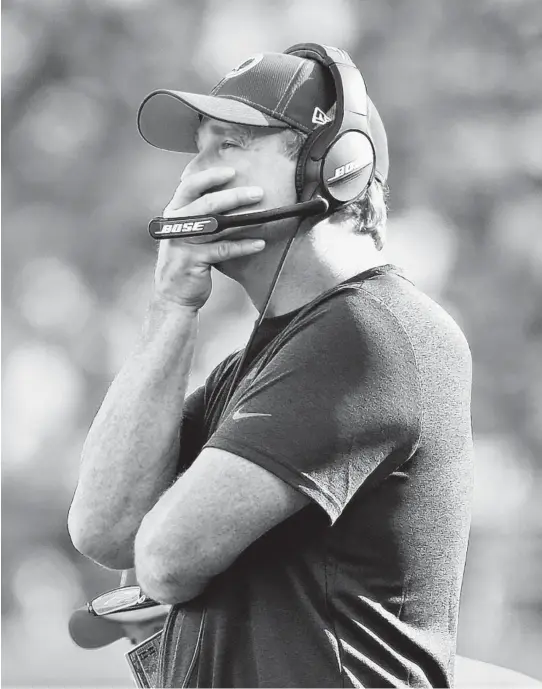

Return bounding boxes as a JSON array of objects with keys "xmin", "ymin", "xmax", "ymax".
[
  {"xmin": 255, "ymin": 281, "xmax": 421, "ymax": 406},
  {"xmin": 280, "ymin": 275, "xmax": 419, "ymax": 367},
  {"xmin": 351, "ymin": 268, "xmax": 472, "ymax": 366}
]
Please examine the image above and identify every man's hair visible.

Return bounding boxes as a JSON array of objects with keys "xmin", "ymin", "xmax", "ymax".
[{"xmin": 280, "ymin": 129, "xmax": 389, "ymax": 251}]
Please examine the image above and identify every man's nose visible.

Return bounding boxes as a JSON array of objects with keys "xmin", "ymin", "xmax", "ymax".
[{"xmin": 181, "ymin": 149, "xmax": 214, "ymax": 179}]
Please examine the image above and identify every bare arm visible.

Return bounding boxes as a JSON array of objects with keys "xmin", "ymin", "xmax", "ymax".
[
  {"xmin": 67, "ymin": 165, "xmax": 265, "ymax": 569},
  {"xmin": 67, "ymin": 298, "xmax": 198, "ymax": 569}
]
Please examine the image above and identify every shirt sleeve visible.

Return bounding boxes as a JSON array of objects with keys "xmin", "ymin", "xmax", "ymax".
[
  {"xmin": 177, "ymin": 384, "xmax": 206, "ymax": 473},
  {"xmin": 178, "ymin": 352, "xmax": 241, "ymax": 473},
  {"xmin": 203, "ymin": 293, "xmax": 422, "ymax": 524}
]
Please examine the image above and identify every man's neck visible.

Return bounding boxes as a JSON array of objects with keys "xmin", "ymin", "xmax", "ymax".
[{"xmin": 218, "ymin": 218, "xmax": 391, "ymax": 317}]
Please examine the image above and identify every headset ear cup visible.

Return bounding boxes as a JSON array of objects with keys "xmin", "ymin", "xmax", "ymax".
[{"xmin": 321, "ymin": 131, "xmax": 375, "ymax": 204}]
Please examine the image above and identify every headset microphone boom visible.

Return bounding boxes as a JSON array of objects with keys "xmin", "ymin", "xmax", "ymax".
[{"xmin": 148, "ymin": 198, "xmax": 329, "ymax": 239}]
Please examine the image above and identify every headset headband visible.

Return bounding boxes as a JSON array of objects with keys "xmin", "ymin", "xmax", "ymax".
[{"xmin": 285, "ymin": 44, "xmax": 370, "ymax": 154}]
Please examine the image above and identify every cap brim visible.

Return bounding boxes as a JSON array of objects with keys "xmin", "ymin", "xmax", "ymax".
[
  {"xmin": 69, "ymin": 604, "xmax": 170, "ymax": 649},
  {"xmin": 138, "ymin": 90, "xmax": 288, "ymax": 153}
]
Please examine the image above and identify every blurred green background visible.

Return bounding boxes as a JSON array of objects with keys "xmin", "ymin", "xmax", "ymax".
[{"xmin": 2, "ymin": 0, "xmax": 542, "ymax": 685}]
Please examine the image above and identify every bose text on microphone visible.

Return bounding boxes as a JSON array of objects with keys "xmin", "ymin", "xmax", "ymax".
[{"xmin": 148, "ymin": 198, "xmax": 330, "ymax": 239}]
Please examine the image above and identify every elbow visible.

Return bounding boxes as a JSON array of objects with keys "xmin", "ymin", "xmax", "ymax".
[
  {"xmin": 67, "ymin": 507, "xmax": 93, "ymax": 557},
  {"xmin": 67, "ymin": 509, "xmax": 134, "ymax": 570},
  {"xmin": 133, "ymin": 543, "xmax": 178, "ymax": 604},
  {"xmin": 134, "ymin": 527, "xmax": 207, "ymax": 605}
]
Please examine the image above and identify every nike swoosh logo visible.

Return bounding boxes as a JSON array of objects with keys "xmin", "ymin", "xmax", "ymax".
[{"xmin": 232, "ymin": 408, "xmax": 272, "ymax": 421}]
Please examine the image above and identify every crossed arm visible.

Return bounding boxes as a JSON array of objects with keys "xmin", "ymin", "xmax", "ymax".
[{"xmin": 134, "ymin": 447, "xmax": 309, "ymax": 604}]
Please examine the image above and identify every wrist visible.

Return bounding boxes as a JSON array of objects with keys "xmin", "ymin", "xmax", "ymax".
[
  {"xmin": 141, "ymin": 293, "xmax": 200, "ymax": 343},
  {"xmin": 149, "ymin": 292, "xmax": 201, "ymax": 319}
]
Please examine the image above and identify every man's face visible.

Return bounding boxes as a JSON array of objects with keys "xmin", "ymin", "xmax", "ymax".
[{"xmin": 182, "ymin": 119, "xmax": 298, "ymax": 235}]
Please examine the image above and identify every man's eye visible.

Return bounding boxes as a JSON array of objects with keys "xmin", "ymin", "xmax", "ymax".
[{"xmin": 220, "ymin": 140, "xmax": 239, "ymax": 150}]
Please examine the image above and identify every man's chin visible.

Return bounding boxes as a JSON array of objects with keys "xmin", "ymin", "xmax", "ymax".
[{"xmin": 214, "ymin": 251, "xmax": 257, "ymax": 278}]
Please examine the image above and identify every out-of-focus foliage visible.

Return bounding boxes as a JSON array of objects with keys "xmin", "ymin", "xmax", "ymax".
[{"xmin": 2, "ymin": 0, "xmax": 542, "ymax": 685}]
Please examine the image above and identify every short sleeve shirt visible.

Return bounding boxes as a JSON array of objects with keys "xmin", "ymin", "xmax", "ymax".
[{"xmin": 159, "ymin": 264, "xmax": 474, "ymax": 688}]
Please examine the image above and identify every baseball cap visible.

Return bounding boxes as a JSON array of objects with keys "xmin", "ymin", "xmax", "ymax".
[
  {"xmin": 69, "ymin": 603, "xmax": 170, "ymax": 649},
  {"xmin": 137, "ymin": 50, "xmax": 388, "ymax": 183}
]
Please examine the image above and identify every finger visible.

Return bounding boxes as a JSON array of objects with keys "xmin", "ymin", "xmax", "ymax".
[
  {"xmin": 178, "ymin": 186, "xmax": 264, "ymax": 218},
  {"xmin": 195, "ymin": 239, "xmax": 266, "ymax": 264},
  {"xmin": 164, "ymin": 167, "xmax": 236, "ymax": 214}
]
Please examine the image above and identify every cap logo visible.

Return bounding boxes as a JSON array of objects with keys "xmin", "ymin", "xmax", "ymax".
[
  {"xmin": 312, "ymin": 107, "xmax": 332, "ymax": 126},
  {"xmin": 223, "ymin": 54, "xmax": 263, "ymax": 81}
]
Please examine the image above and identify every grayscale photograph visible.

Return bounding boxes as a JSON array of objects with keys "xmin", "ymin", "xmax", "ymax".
[{"xmin": 2, "ymin": 0, "xmax": 542, "ymax": 687}]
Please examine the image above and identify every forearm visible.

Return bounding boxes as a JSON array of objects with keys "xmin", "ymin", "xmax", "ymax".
[{"xmin": 68, "ymin": 297, "xmax": 199, "ymax": 569}]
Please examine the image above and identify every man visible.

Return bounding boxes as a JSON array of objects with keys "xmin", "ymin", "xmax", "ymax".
[{"xmin": 68, "ymin": 46, "xmax": 474, "ymax": 687}]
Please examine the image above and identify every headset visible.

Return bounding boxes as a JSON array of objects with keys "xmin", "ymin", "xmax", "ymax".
[{"xmin": 148, "ymin": 42, "xmax": 376, "ymax": 239}]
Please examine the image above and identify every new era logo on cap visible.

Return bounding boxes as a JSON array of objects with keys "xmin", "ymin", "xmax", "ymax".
[{"xmin": 312, "ymin": 107, "xmax": 332, "ymax": 126}]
